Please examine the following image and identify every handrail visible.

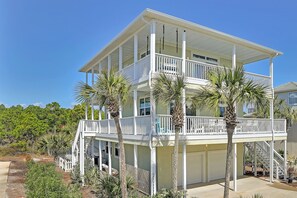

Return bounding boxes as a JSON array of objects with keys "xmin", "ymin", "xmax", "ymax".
[{"xmin": 155, "ymin": 53, "xmax": 183, "ymax": 60}]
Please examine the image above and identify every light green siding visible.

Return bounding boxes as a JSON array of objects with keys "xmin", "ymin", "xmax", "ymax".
[
  {"xmin": 156, "ymin": 143, "xmax": 244, "ymax": 190},
  {"xmin": 138, "ymin": 145, "xmax": 150, "ymax": 171}
]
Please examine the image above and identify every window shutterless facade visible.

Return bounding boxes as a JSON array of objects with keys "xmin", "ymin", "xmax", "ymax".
[{"xmin": 140, "ymin": 97, "xmax": 150, "ymax": 116}]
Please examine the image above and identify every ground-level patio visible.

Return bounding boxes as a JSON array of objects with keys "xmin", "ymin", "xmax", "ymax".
[{"xmin": 186, "ymin": 176, "xmax": 297, "ymax": 198}]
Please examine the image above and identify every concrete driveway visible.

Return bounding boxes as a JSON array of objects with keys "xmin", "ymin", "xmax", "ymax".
[
  {"xmin": 0, "ymin": 161, "xmax": 10, "ymax": 198},
  {"xmin": 187, "ymin": 176, "xmax": 297, "ymax": 198}
]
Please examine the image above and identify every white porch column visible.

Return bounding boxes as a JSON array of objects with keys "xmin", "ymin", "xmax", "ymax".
[
  {"xmin": 284, "ymin": 140, "xmax": 287, "ymax": 180},
  {"xmin": 108, "ymin": 142, "xmax": 112, "ymax": 175},
  {"xmin": 107, "ymin": 110, "xmax": 111, "ymax": 134},
  {"xmin": 232, "ymin": 45, "xmax": 236, "ymax": 69},
  {"xmin": 233, "ymin": 143, "xmax": 237, "ymax": 191},
  {"xmin": 134, "ymin": 34, "xmax": 138, "ymax": 81},
  {"xmin": 254, "ymin": 142, "xmax": 257, "ymax": 176},
  {"xmin": 150, "ymin": 20, "xmax": 156, "ymax": 74},
  {"xmin": 134, "ymin": 145, "xmax": 138, "ymax": 183},
  {"xmin": 80, "ymin": 122, "xmax": 85, "ymax": 183},
  {"xmin": 119, "ymin": 46, "xmax": 123, "ymax": 71},
  {"xmin": 98, "ymin": 63, "xmax": 102, "ymax": 122},
  {"xmin": 182, "ymin": 144, "xmax": 187, "ymax": 191},
  {"xmin": 85, "ymin": 72, "xmax": 88, "ymax": 120},
  {"xmin": 182, "ymin": 30, "xmax": 186, "ymax": 135},
  {"xmin": 99, "ymin": 140, "xmax": 102, "ymax": 171},
  {"xmin": 133, "ymin": 90, "xmax": 137, "ymax": 135},
  {"xmin": 91, "ymin": 67, "xmax": 94, "ymax": 120},
  {"xmin": 269, "ymin": 57, "xmax": 274, "ymax": 183},
  {"xmin": 232, "ymin": 45, "xmax": 237, "ymax": 120},
  {"xmin": 150, "ymin": 147, "xmax": 157, "ymax": 196}
]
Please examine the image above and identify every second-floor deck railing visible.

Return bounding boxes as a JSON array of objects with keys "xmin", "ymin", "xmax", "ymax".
[
  {"xmin": 82, "ymin": 114, "xmax": 286, "ymax": 136},
  {"xmin": 120, "ymin": 53, "xmax": 271, "ymax": 88}
]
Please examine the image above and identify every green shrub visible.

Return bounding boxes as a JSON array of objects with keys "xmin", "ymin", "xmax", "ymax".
[
  {"xmin": 25, "ymin": 161, "xmax": 81, "ymax": 198},
  {"xmin": 95, "ymin": 173, "xmax": 136, "ymax": 198},
  {"xmin": 152, "ymin": 188, "xmax": 186, "ymax": 198}
]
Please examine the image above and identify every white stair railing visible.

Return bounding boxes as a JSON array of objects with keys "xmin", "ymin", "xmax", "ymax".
[{"xmin": 245, "ymin": 141, "xmax": 285, "ymax": 178}]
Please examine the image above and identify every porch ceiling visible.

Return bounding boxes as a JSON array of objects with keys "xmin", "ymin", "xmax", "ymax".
[{"xmin": 80, "ymin": 9, "xmax": 282, "ymax": 72}]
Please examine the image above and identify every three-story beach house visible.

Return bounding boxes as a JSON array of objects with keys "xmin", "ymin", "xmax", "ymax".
[{"xmin": 70, "ymin": 9, "xmax": 287, "ymax": 195}]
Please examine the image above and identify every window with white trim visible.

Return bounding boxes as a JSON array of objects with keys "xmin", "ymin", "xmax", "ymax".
[
  {"xmin": 192, "ymin": 53, "xmax": 218, "ymax": 65},
  {"xmin": 289, "ymin": 92, "xmax": 297, "ymax": 105},
  {"xmin": 140, "ymin": 97, "xmax": 150, "ymax": 116}
]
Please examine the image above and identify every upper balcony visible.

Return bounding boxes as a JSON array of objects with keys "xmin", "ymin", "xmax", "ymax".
[
  {"xmin": 119, "ymin": 53, "xmax": 271, "ymax": 90},
  {"xmin": 81, "ymin": 115, "xmax": 286, "ymax": 145}
]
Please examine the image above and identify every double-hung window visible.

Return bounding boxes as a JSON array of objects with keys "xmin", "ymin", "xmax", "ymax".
[
  {"xmin": 289, "ymin": 92, "xmax": 297, "ymax": 106},
  {"xmin": 140, "ymin": 97, "xmax": 150, "ymax": 116}
]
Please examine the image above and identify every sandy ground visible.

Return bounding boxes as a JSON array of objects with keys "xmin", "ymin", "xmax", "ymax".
[{"xmin": 0, "ymin": 161, "xmax": 10, "ymax": 198}]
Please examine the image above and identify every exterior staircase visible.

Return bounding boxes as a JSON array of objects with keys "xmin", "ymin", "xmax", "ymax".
[{"xmin": 245, "ymin": 141, "xmax": 286, "ymax": 179}]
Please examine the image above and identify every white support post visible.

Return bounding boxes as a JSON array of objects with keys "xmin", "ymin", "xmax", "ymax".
[
  {"xmin": 182, "ymin": 30, "xmax": 186, "ymax": 135},
  {"xmin": 85, "ymin": 72, "xmax": 88, "ymax": 120},
  {"xmin": 233, "ymin": 143, "xmax": 237, "ymax": 191},
  {"xmin": 254, "ymin": 142, "xmax": 257, "ymax": 176},
  {"xmin": 99, "ymin": 140, "xmax": 102, "ymax": 171},
  {"xmin": 232, "ymin": 45, "xmax": 237, "ymax": 124},
  {"xmin": 107, "ymin": 111, "xmax": 110, "ymax": 134},
  {"xmin": 269, "ymin": 57, "xmax": 274, "ymax": 183},
  {"xmin": 150, "ymin": 147, "xmax": 157, "ymax": 196},
  {"xmin": 133, "ymin": 90, "xmax": 137, "ymax": 135},
  {"xmin": 150, "ymin": 20, "xmax": 156, "ymax": 74},
  {"xmin": 119, "ymin": 46, "xmax": 123, "ymax": 71},
  {"xmin": 91, "ymin": 138, "xmax": 94, "ymax": 165},
  {"xmin": 182, "ymin": 144, "xmax": 187, "ymax": 191},
  {"xmin": 134, "ymin": 145, "xmax": 138, "ymax": 184},
  {"xmin": 134, "ymin": 34, "xmax": 138, "ymax": 81},
  {"xmin": 80, "ymin": 122, "xmax": 85, "ymax": 184},
  {"xmin": 284, "ymin": 140, "xmax": 287, "ymax": 180},
  {"xmin": 91, "ymin": 67, "xmax": 94, "ymax": 120},
  {"xmin": 108, "ymin": 55, "xmax": 111, "ymax": 76},
  {"xmin": 108, "ymin": 142, "xmax": 112, "ymax": 175}
]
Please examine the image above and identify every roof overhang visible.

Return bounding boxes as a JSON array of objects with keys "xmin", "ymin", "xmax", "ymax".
[{"xmin": 80, "ymin": 8, "xmax": 283, "ymax": 72}]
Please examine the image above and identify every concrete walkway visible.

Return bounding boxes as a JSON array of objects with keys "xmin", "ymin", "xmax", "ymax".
[
  {"xmin": 0, "ymin": 161, "xmax": 10, "ymax": 198},
  {"xmin": 187, "ymin": 176, "xmax": 297, "ymax": 198}
]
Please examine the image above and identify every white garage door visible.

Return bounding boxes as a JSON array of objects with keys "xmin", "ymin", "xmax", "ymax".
[
  {"xmin": 208, "ymin": 150, "xmax": 226, "ymax": 181},
  {"xmin": 177, "ymin": 152, "xmax": 205, "ymax": 186}
]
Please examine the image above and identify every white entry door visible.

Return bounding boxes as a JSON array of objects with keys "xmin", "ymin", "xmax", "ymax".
[
  {"xmin": 208, "ymin": 150, "xmax": 227, "ymax": 181},
  {"xmin": 177, "ymin": 152, "xmax": 205, "ymax": 186}
]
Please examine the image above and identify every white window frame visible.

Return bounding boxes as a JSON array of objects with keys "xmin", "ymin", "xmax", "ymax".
[
  {"xmin": 289, "ymin": 92, "xmax": 297, "ymax": 106},
  {"xmin": 191, "ymin": 52, "xmax": 219, "ymax": 65},
  {"xmin": 139, "ymin": 97, "xmax": 150, "ymax": 116}
]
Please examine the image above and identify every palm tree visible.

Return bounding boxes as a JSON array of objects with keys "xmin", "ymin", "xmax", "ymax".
[
  {"xmin": 75, "ymin": 70, "xmax": 131, "ymax": 198},
  {"xmin": 152, "ymin": 73, "xmax": 185, "ymax": 192},
  {"xmin": 192, "ymin": 66, "xmax": 267, "ymax": 198},
  {"xmin": 254, "ymin": 96, "xmax": 297, "ymax": 129}
]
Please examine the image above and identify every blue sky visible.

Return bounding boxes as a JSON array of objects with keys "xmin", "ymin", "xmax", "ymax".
[{"xmin": 1, "ymin": 0, "xmax": 296, "ymax": 108}]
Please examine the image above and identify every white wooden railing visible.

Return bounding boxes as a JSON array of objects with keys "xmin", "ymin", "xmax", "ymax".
[
  {"xmin": 81, "ymin": 115, "xmax": 286, "ymax": 136},
  {"xmin": 118, "ymin": 53, "xmax": 271, "ymax": 89},
  {"xmin": 186, "ymin": 59, "xmax": 224, "ymax": 80},
  {"xmin": 56, "ymin": 156, "xmax": 72, "ymax": 172},
  {"xmin": 155, "ymin": 53, "xmax": 182, "ymax": 75},
  {"xmin": 157, "ymin": 115, "xmax": 286, "ymax": 135}
]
